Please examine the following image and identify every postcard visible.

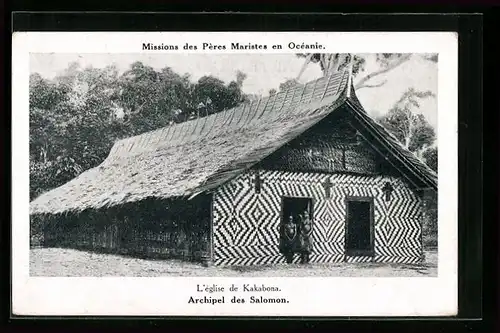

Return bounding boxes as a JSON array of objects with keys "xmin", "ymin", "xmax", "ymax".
[{"xmin": 12, "ymin": 31, "xmax": 458, "ymax": 316}]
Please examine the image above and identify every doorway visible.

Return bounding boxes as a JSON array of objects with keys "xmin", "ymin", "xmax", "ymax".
[
  {"xmin": 279, "ymin": 197, "xmax": 313, "ymax": 258},
  {"xmin": 345, "ymin": 197, "xmax": 374, "ymax": 257},
  {"xmin": 281, "ymin": 197, "xmax": 313, "ymax": 226}
]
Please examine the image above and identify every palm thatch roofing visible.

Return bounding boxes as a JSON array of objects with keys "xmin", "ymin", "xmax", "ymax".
[{"xmin": 30, "ymin": 70, "xmax": 437, "ymax": 215}]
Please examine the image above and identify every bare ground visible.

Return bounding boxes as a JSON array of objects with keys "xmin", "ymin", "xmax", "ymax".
[{"xmin": 30, "ymin": 248, "xmax": 437, "ymax": 277}]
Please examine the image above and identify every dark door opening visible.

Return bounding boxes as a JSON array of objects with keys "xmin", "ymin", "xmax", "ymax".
[
  {"xmin": 279, "ymin": 197, "xmax": 313, "ymax": 260},
  {"xmin": 345, "ymin": 198, "xmax": 374, "ymax": 256},
  {"xmin": 281, "ymin": 197, "xmax": 312, "ymax": 224}
]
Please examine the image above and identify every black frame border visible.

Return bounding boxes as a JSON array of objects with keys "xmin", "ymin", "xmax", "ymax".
[{"xmin": 5, "ymin": 10, "xmax": 489, "ymax": 333}]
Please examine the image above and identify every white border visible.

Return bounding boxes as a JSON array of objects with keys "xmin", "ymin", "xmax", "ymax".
[{"xmin": 12, "ymin": 32, "xmax": 458, "ymax": 317}]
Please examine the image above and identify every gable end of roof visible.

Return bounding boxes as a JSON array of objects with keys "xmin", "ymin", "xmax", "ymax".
[{"xmin": 345, "ymin": 95, "xmax": 437, "ymax": 191}]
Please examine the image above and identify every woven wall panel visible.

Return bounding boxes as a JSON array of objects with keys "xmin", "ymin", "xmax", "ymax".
[
  {"xmin": 344, "ymin": 146, "xmax": 378, "ymax": 173},
  {"xmin": 213, "ymin": 170, "xmax": 423, "ymax": 266},
  {"xmin": 262, "ymin": 137, "xmax": 380, "ymax": 176},
  {"xmin": 259, "ymin": 108, "xmax": 382, "ymax": 175}
]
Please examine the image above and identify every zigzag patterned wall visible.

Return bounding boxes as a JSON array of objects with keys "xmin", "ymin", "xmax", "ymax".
[{"xmin": 212, "ymin": 170, "xmax": 423, "ymax": 266}]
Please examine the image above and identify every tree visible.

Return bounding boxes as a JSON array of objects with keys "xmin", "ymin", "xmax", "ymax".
[
  {"xmin": 296, "ymin": 53, "xmax": 366, "ymax": 80},
  {"xmin": 191, "ymin": 74, "xmax": 246, "ymax": 118},
  {"xmin": 29, "ymin": 64, "xmax": 126, "ymax": 199},
  {"xmin": 354, "ymin": 54, "xmax": 412, "ymax": 90},
  {"xmin": 235, "ymin": 70, "xmax": 247, "ymax": 88},
  {"xmin": 296, "ymin": 53, "xmax": 438, "ymax": 91},
  {"xmin": 118, "ymin": 62, "xmax": 189, "ymax": 133},
  {"xmin": 421, "ymin": 145, "xmax": 438, "ymax": 248},
  {"xmin": 29, "ymin": 61, "xmax": 249, "ymax": 199},
  {"xmin": 29, "ymin": 74, "xmax": 67, "ymax": 164},
  {"xmin": 278, "ymin": 78, "xmax": 301, "ymax": 92},
  {"xmin": 377, "ymin": 88, "xmax": 436, "ymax": 158},
  {"xmin": 423, "ymin": 54, "xmax": 438, "ymax": 63},
  {"xmin": 268, "ymin": 88, "xmax": 277, "ymax": 96},
  {"xmin": 377, "ymin": 88, "xmax": 436, "ymax": 151},
  {"xmin": 30, "ymin": 73, "xmax": 66, "ymax": 111},
  {"xmin": 422, "ymin": 147, "xmax": 438, "ymax": 172}
]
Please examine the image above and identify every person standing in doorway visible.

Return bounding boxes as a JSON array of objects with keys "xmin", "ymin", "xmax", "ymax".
[
  {"xmin": 280, "ymin": 215, "xmax": 297, "ymax": 264},
  {"xmin": 299, "ymin": 210, "xmax": 313, "ymax": 264}
]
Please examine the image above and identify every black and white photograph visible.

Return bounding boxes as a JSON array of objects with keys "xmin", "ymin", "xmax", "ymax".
[
  {"xmin": 12, "ymin": 31, "xmax": 458, "ymax": 317},
  {"xmin": 28, "ymin": 52, "xmax": 439, "ymax": 277}
]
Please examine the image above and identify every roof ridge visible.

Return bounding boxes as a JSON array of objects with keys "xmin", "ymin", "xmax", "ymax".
[{"xmin": 106, "ymin": 70, "xmax": 349, "ymax": 162}]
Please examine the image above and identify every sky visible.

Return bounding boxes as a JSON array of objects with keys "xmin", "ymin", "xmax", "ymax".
[{"xmin": 30, "ymin": 53, "xmax": 438, "ymax": 128}]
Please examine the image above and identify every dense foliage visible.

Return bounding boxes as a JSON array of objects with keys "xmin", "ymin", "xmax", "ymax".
[
  {"xmin": 377, "ymin": 88, "xmax": 437, "ymax": 160},
  {"xmin": 30, "ymin": 62, "xmax": 248, "ymax": 200}
]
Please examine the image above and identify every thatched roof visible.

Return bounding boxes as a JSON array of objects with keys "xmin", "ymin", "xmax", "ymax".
[
  {"xmin": 30, "ymin": 70, "xmax": 437, "ymax": 215},
  {"xmin": 345, "ymin": 88, "xmax": 438, "ymax": 190}
]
